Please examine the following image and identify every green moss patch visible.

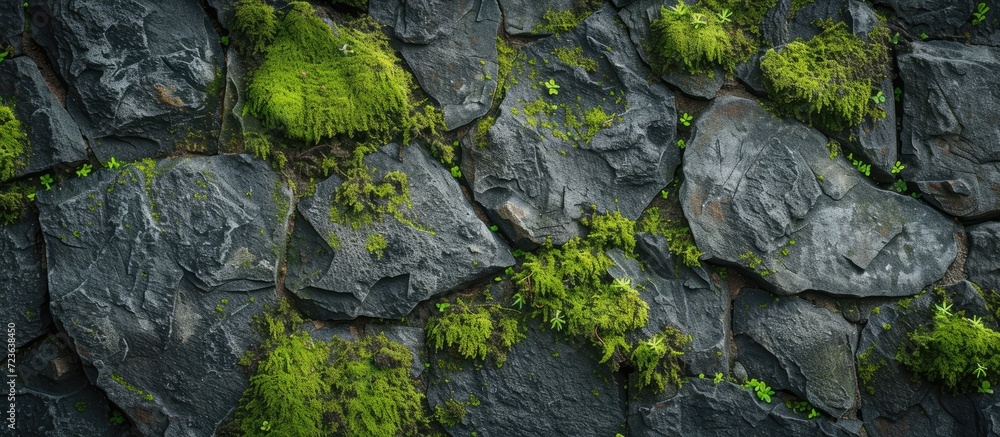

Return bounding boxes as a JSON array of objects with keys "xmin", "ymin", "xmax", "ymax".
[
  {"xmin": 426, "ymin": 298, "xmax": 526, "ymax": 366},
  {"xmin": 637, "ymin": 207, "xmax": 703, "ymax": 267},
  {"xmin": 244, "ymin": 2, "xmax": 416, "ymax": 144},
  {"xmin": 759, "ymin": 20, "xmax": 889, "ymax": 132},
  {"xmin": 0, "ymin": 182, "xmax": 33, "ymax": 226},
  {"xmin": 632, "ymin": 326, "xmax": 691, "ymax": 393},
  {"xmin": 232, "ymin": 0, "xmax": 277, "ymax": 57},
  {"xmin": 649, "ymin": 1, "xmax": 754, "ymax": 75},
  {"xmin": 0, "ymin": 102, "xmax": 27, "ymax": 183}
]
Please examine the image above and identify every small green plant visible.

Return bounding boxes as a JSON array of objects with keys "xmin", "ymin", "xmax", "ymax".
[
  {"xmin": 679, "ymin": 113, "xmax": 693, "ymax": 126},
  {"xmin": 920, "ymin": 32, "xmax": 928, "ymax": 39},
  {"xmin": 677, "ymin": 139, "xmax": 686, "ymax": 149},
  {"xmin": 450, "ymin": 166, "xmax": 462, "ymax": 178},
  {"xmin": 216, "ymin": 304, "xmax": 224, "ymax": 313},
  {"xmin": 109, "ymin": 410, "xmax": 125, "ymax": 425},
  {"xmin": 891, "ymin": 32, "xmax": 900, "ymax": 44},
  {"xmin": 489, "ymin": 225, "xmax": 498, "ymax": 232},
  {"xmin": 690, "ymin": 13, "xmax": 708, "ymax": 28},
  {"xmin": 715, "ymin": 8, "xmax": 733, "ymax": 24},
  {"xmin": 871, "ymin": 90, "xmax": 885, "ymax": 104},
  {"xmin": 848, "ymin": 153, "xmax": 871, "ymax": 177},
  {"xmin": 426, "ymin": 298, "xmax": 525, "ymax": 365},
  {"xmin": 743, "ymin": 378, "xmax": 775, "ymax": 403},
  {"xmin": 436, "ymin": 302, "xmax": 451, "ymax": 312},
  {"xmin": 786, "ymin": 400, "xmax": 820, "ymax": 418},
  {"xmin": 260, "ymin": 420, "xmax": 272, "ymax": 431},
  {"xmin": 40, "ymin": 174, "xmax": 54, "ymax": 190},
  {"xmin": 0, "ymin": 50, "xmax": 8, "ymax": 63},
  {"xmin": 891, "ymin": 160, "xmax": 905, "ymax": 174},
  {"xmin": 511, "ymin": 293, "xmax": 525, "ymax": 310},
  {"xmin": 549, "ymin": 309, "xmax": 566, "ymax": 331},
  {"xmin": 894, "ymin": 87, "xmax": 902, "ymax": 101},
  {"xmin": 544, "ymin": 79, "xmax": 560, "ymax": 95},
  {"xmin": 979, "ymin": 380, "xmax": 994, "ymax": 394},
  {"xmin": 883, "ymin": 323, "xmax": 892, "ymax": 331},
  {"xmin": 972, "ymin": 3, "xmax": 990, "ymax": 25},
  {"xmin": 366, "ymin": 233, "xmax": 388, "ymax": 259},
  {"xmin": 713, "ymin": 372, "xmax": 724, "ymax": 384},
  {"xmin": 631, "ymin": 326, "xmax": 691, "ymax": 393},
  {"xmin": 106, "ymin": 157, "xmax": 121, "ymax": 169},
  {"xmin": 660, "ymin": 189, "xmax": 669, "ymax": 199},
  {"xmin": 893, "ymin": 179, "xmax": 907, "ymax": 193},
  {"xmin": 76, "ymin": 163, "xmax": 93, "ymax": 177}
]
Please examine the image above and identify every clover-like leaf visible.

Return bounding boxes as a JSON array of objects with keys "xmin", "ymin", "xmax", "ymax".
[{"xmin": 550, "ymin": 309, "xmax": 566, "ymax": 331}]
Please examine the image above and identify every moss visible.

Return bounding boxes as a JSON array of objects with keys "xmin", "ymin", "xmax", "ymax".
[
  {"xmin": 637, "ymin": 207, "xmax": 703, "ymax": 267},
  {"xmin": 857, "ymin": 344, "xmax": 886, "ymax": 395},
  {"xmin": 236, "ymin": 302, "xmax": 431, "ymax": 436},
  {"xmin": 434, "ymin": 398, "xmax": 467, "ymax": 427},
  {"xmin": 789, "ymin": 0, "xmax": 816, "ymax": 18},
  {"xmin": 110, "ymin": 373, "xmax": 154, "ymax": 402},
  {"xmin": 0, "ymin": 182, "xmax": 33, "ymax": 226},
  {"xmin": 365, "ymin": 233, "xmax": 387, "ymax": 259},
  {"xmin": 327, "ymin": 0, "xmax": 367, "ymax": 8},
  {"xmin": 327, "ymin": 145, "xmax": 417, "ymax": 230},
  {"xmin": 426, "ymin": 298, "xmax": 525, "ymax": 366},
  {"xmin": 233, "ymin": 0, "xmax": 277, "ymax": 57},
  {"xmin": 552, "ymin": 47, "xmax": 598, "ymax": 73},
  {"xmin": 0, "ymin": 102, "xmax": 27, "ymax": 183},
  {"xmin": 649, "ymin": 2, "xmax": 753, "ymax": 75},
  {"xmin": 512, "ymin": 211, "xmax": 652, "ymax": 367},
  {"xmin": 495, "ymin": 37, "xmax": 519, "ymax": 101},
  {"xmin": 759, "ymin": 20, "xmax": 888, "ymax": 132},
  {"xmin": 534, "ymin": 2, "xmax": 602, "ymax": 35},
  {"xmin": 245, "ymin": 3, "xmax": 415, "ymax": 144},
  {"xmin": 475, "ymin": 115, "xmax": 495, "ymax": 149},
  {"xmin": 701, "ymin": 0, "xmax": 779, "ymax": 35},
  {"xmin": 897, "ymin": 298, "xmax": 1000, "ymax": 394},
  {"xmin": 631, "ymin": 326, "xmax": 691, "ymax": 393}
]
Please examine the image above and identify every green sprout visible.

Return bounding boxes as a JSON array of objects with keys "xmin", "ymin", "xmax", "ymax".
[
  {"xmin": 679, "ymin": 112, "xmax": 693, "ymax": 126},
  {"xmin": 974, "ymin": 363, "xmax": 988, "ymax": 379},
  {"xmin": 221, "ymin": 35, "xmax": 230, "ymax": 46},
  {"xmin": 713, "ymin": 372, "xmax": 724, "ymax": 384},
  {"xmin": 677, "ymin": 138, "xmax": 686, "ymax": 149},
  {"xmin": 894, "ymin": 87, "xmax": 902, "ymax": 101},
  {"xmin": 743, "ymin": 378, "xmax": 775, "ymax": 403},
  {"xmin": 891, "ymin": 161, "xmax": 905, "ymax": 174},
  {"xmin": 40, "ymin": 174, "xmax": 53, "ymax": 190},
  {"xmin": 489, "ymin": 225, "xmax": 498, "ymax": 232},
  {"xmin": 76, "ymin": 163, "xmax": 93, "ymax": 177},
  {"xmin": 660, "ymin": 189, "xmax": 669, "ymax": 199},
  {"xmin": 934, "ymin": 301, "xmax": 953, "ymax": 317},
  {"xmin": 550, "ymin": 310, "xmax": 566, "ymax": 331},
  {"xmin": 667, "ymin": 1, "xmax": 689, "ymax": 15},
  {"xmin": 512, "ymin": 292, "xmax": 525, "ymax": 310},
  {"xmin": 871, "ymin": 90, "xmax": 885, "ymax": 104},
  {"xmin": 106, "ymin": 157, "xmax": 121, "ymax": 169},
  {"xmin": 435, "ymin": 302, "xmax": 451, "ymax": 312},
  {"xmin": 920, "ymin": 32, "xmax": 928, "ymax": 39},
  {"xmin": 973, "ymin": 3, "xmax": 990, "ymax": 25},
  {"xmin": 109, "ymin": 410, "xmax": 125, "ymax": 425},
  {"xmin": 971, "ymin": 315, "xmax": 985, "ymax": 328},
  {"xmin": 715, "ymin": 9, "xmax": 733, "ymax": 24},
  {"xmin": 450, "ymin": 166, "xmax": 462, "ymax": 178},
  {"xmin": 893, "ymin": 179, "xmax": 908, "ymax": 193},
  {"xmin": 979, "ymin": 380, "xmax": 994, "ymax": 394},
  {"xmin": 260, "ymin": 420, "xmax": 272, "ymax": 431},
  {"xmin": 544, "ymin": 79, "xmax": 560, "ymax": 95},
  {"xmin": 690, "ymin": 13, "xmax": 708, "ymax": 28},
  {"xmin": 0, "ymin": 50, "xmax": 8, "ymax": 63},
  {"xmin": 891, "ymin": 32, "xmax": 900, "ymax": 44}
]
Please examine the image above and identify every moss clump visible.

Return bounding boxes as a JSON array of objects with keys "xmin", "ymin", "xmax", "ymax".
[
  {"xmin": 897, "ymin": 299, "xmax": 1000, "ymax": 394},
  {"xmin": 649, "ymin": 1, "xmax": 752, "ymax": 75},
  {"xmin": 857, "ymin": 344, "xmax": 886, "ymax": 395},
  {"xmin": 552, "ymin": 47, "xmax": 598, "ymax": 73},
  {"xmin": 701, "ymin": 0, "xmax": 779, "ymax": 35},
  {"xmin": 631, "ymin": 326, "xmax": 691, "ymax": 393},
  {"xmin": 328, "ymin": 0, "xmax": 367, "ymax": 8},
  {"xmin": 233, "ymin": 0, "xmax": 277, "ymax": 57},
  {"xmin": 0, "ymin": 102, "xmax": 27, "ymax": 183},
  {"xmin": 365, "ymin": 233, "xmax": 387, "ymax": 259},
  {"xmin": 328, "ymin": 145, "xmax": 415, "ymax": 230},
  {"xmin": 534, "ymin": 2, "xmax": 602, "ymax": 35},
  {"xmin": 245, "ymin": 2, "xmax": 415, "ymax": 144},
  {"xmin": 513, "ymin": 211, "xmax": 652, "ymax": 366},
  {"xmin": 236, "ymin": 302, "xmax": 432, "ymax": 436},
  {"xmin": 637, "ymin": 207, "xmax": 703, "ymax": 267},
  {"xmin": 0, "ymin": 183, "xmax": 33, "ymax": 226},
  {"xmin": 426, "ymin": 298, "xmax": 525, "ymax": 366},
  {"xmin": 759, "ymin": 20, "xmax": 888, "ymax": 132}
]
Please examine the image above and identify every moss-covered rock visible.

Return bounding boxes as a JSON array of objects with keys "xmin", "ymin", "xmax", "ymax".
[
  {"xmin": 649, "ymin": 1, "xmax": 753, "ymax": 75},
  {"xmin": 0, "ymin": 102, "xmax": 26, "ymax": 183}
]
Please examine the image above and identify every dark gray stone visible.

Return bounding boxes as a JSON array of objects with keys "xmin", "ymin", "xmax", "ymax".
[
  {"xmin": 372, "ymin": 0, "xmax": 500, "ymax": 129},
  {"xmin": 369, "ymin": 325, "xmax": 426, "ymax": 378},
  {"xmin": 736, "ymin": 50, "xmax": 767, "ymax": 95},
  {"xmin": 629, "ymin": 378, "xmax": 862, "ymax": 436},
  {"xmin": 734, "ymin": 289, "xmax": 858, "ymax": 417},
  {"xmin": 968, "ymin": 222, "xmax": 1000, "ymax": 293},
  {"xmin": 1, "ymin": 0, "xmax": 22, "ymax": 53},
  {"xmin": 0, "ymin": 211, "xmax": 47, "ymax": 348},
  {"xmin": 427, "ymin": 323, "xmax": 625, "ymax": 436},
  {"xmin": 30, "ymin": 0, "xmax": 224, "ymax": 162},
  {"xmin": 6, "ymin": 334, "xmax": 138, "ymax": 437},
  {"xmin": 0, "ymin": 56, "xmax": 88, "ymax": 177},
  {"xmin": 898, "ymin": 41, "xmax": 1000, "ymax": 219},
  {"xmin": 680, "ymin": 96, "xmax": 958, "ymax": 298},
  {"xmin": 498, "ymin": 0, "xmax": 578, "ymax": 36},
  {"xmin": 464, "ymin": 6, "xmax": 677, "ymax": 246},
  {"xmin": 286, "ymin": 143, "xmax": 513, "ymax": 320},
  {"xmin": 859, "ymin": 282, "xmax": 990, "ymax": 436},
  {"xmin": 609, "ymin": 235, "xmax": 730, "ymax": 375},
  {"xmin": 36, "ymin": 155, "xmax": 290, "ymax": 436},
  {"xmin": 763, "ymin": 0, "xmax": 879, "ymax": 47},
  {"xmin": 872, "ymin": 0, "xmax": 998, "ymax": 46}
]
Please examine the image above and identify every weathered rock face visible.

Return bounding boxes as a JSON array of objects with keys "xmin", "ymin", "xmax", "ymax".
[
  {"xmin": 464, "ymin": 6, "xmax": 677, "ymax": 247},
  {"xmin": 967, "ymin": 222, "xmax": 1000, "ymax": 292},
  {"xmin": 371, "ymin": 0, "xmax": 500, "ymax": 129},
  {"xmin": 0, "ymin": 212, "xmax": 47, "ymax": 348},
  {"xmin": 872, "ymin": 0, "xmax": 998, "ymax": 45},
  {"xmin": 11, "ymin": 334, "xmax": 138, "ymax": 437},
  {"xmin": 497, "ymin": 0, "xmax": 578, "ymax": 36},
  {"xmin": 286, "ymin": 143, "xmax": 513, "ymax": 320},
  {"xmin": 680, "ymin": 96, "xmax": 958, "ymax": 297},
  {"xmin": 898, "ymin": 41, "xmax": 1000, "ymax": 219},
  {"xmin": 858, "ymin": 281, "xmax": 992, "ymax": 436},
  {"xmin": 734, "ymin": 289, "xmax": 858, "ymax": 417},
  {"xmin": 1, "ymin": 1, "xmax": 22, "ymax": 53},
  {"xmin": 30, "ymin": 0, "xmax": 224, "ymax": 162},
  {"xmin": 36, "ymin": 155, "xmax": 290, "ymax": 436},
  {"xmin": 610, "ymin": 235, "xmax": 730, "ymax": 375},
  {"xmin": 629, "ymin": 378, "xmax": 864, "ymax": 436},
  {"xmin": 0, "ymin": 57, "xmax": 88, "ymax": 176},
  {"xmin": 427, "ymin": 324, "xmax": 625, "ymax": 436}
]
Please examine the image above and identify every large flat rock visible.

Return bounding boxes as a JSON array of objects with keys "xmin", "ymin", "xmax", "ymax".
[
  {"xmin": 898, "ymin": 41, "xmax": 1000, "ymax": 219},
  {"xmin": 36, "ymin": 155, "xmax": 290, "ymax": 436},
  {"xmin": 30, "ymin": 0, "xmax": 224, "ymax": 162},
  {"xmin": 680, "ymin": 96, "xmax": 958, "ymax": 297},
  {"xmin": 0, "ymin": 212, "xmax": 47, "ymax": 348},
  {"xmin": 286, "ymin": 143, "xmax": 513, "ymax": 320},
  {"xmin": 464, "ymin": 6, "xmax": 677, "ymax": 246}
]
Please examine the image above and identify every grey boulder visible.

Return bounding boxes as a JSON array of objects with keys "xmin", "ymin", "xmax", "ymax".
[
  {"xmin": 464, "ymin": 6, "xmax": 677, "ymax": 246},
  {"xmin": 36, "ymin": 155, "xmax": 290, "ymax": 436},
  {"xmin": 0, "ymin": 211, "xmax": 47, "ymax": 348},
  {"xmin": 898, "ymin": 41, "xmax": 1000, "ymax": 219},
  {"xmin": 967, "ymin": 222, "xmax": 1000, "ymax": 293},
  {"xmin": 286, "ymin": 143, "xmax": 513, "ymax": 320},
  {"xmin": 497, "ymin": 0, "xmax": 578, "ymax": 36},
  {"xmin": 680, "ymin": 96, "xmax": 958, "ymax": 297}
]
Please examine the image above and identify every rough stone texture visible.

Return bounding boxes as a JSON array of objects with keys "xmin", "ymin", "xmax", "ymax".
[
  {"xmin": 427, "ymin": 324, "xmax": 624, "ymax": 436},
  {"xmin": 872, "ymin": 0, "xmax": 998, "ymax": 46},
  {"xmin": 36, "ymin": 155, "xmax": 290, "ymax": 437},
  {"xmin": 0, "ymin": 211, "xmax": 47, "ymax": 348},
  {"xmin": 680, "ymin": 96, "xmax": 958, "ymax": 297},
  {"xmin": 609, "ymin": 235, "xmax": 730, "ymax": 375},
  {"xmin": 371, "ymin": 0, "xmax": 500, "ymax": 129},
  {"xmin": 497, "ymin": 0, "xmax": 577, "ymax": 36},
  {"xmin": 763, "ymin": 0, "xmax": 878, "ymax": 47},
  {"xmin": 30, "ymin": 0, "xmax": 224, "ymax": 162},
  {"xmin": 830, "ymin": 77, "xmax": 898, "ymax": 184},
  {"xmin": 629, "ymin": 379, "xmax": 863, "ymax": 436},
  {"xmin": 858, "ymin": 281, "xmax": 992, "ymax": 436},
  {"xmin": 1, "ymin": 0, "xmax": 22, "ymax": 54},
  {"xmin": 734, "ymin": 289, "xmax": 858, "ymax": 417},
  {"xmin": 0, "ymin": 56, "xmax": 88, "ymax": 177},
  {"xmin": 898, "ymin": 41, "xmax": 1000, "ymax": 219},
  {"xmin": 6, "ymin": 334, "xmax": 139, "ymax": 437},
  {"xmin": 967, "ymin": 222, "xmax": 1000, "ymax": 292},
  {"xmin": 370, "ymin": 325, "xmax": 427, "ymax": 379},
  {"xmin": 464, "ymin": 6, "xmax": 677, "ymax": 247},
  {"xmin": 286, "ymin": 143, "xmax": 513, "ymax": 320}
]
